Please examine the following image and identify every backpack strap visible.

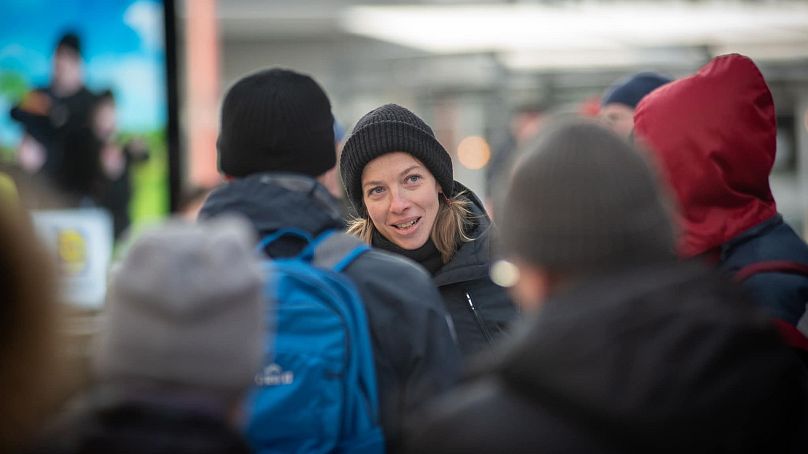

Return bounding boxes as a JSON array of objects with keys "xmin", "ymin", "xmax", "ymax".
[
  {"xmin": 734, "ymin": 260, "xmax": 808, "ymax": 283},
  {"xmin": 256, "ymin": 228, "xmax": 370, "ymax": 270},
  {"xmin": 311, "ymin": 231, "xmax": 370, "ymax": 272},
  {"xmin": 309, "ymin": 230, "xmax": 382, "ymax": 429},
  {"xmin": 256, "ymin": 228, "xmax": 313, "ymax": 254}
]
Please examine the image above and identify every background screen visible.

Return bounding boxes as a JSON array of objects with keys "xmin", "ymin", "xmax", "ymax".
[{"xmin": 0, "ymin": 0, "xmax": 175, "ymax": 239}]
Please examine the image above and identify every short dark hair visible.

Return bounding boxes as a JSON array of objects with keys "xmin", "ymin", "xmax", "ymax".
[{"xmin": 56, "ymin": 32, "xmax": 81, "ymax": 57}]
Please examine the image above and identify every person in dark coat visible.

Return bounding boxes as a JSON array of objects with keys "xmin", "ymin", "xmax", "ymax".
[
  {"xmin": 406, "ymin": 120, "xmax": 808, "ymax": 453},
  {"xmin": 10, "ymin": 32, "xmax": 100, "ymax": 202},
  {"xmin": 340, "ymin": 104, "xmax": 518, "ymax": 358},
  {"xmin": 198, "ymin": 69, "xmax": 460, "ymax": 450},
  {"xmin": 28, "ymin": 218, "xmax": 266, "ymax": 454},
  {"xmin": 634, "ymin": 54, "xmax": 808, "ymax": 337},
  {"xmin": 92, "ymin": 89, "xmax": 149, "ymax": 239}
]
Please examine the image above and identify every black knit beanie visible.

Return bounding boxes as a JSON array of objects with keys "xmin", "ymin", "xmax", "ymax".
[
  {"xmin": 500, "ymin": 119, "xmax": 675, "ymax": 273},
  {"xmin": 217, "ymin": 68, "xmax": 335, "ymax": 178},
  {"xmin": 340, "ymin": 104, "xmax": 453, "ymax": 212}
]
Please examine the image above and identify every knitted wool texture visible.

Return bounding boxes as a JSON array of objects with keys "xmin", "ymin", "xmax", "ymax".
[{"xmin": 340, "ymin": 104, "xmax": 453, "ymax": 212}]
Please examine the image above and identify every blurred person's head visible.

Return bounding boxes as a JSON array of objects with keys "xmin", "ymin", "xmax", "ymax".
[
  {"xmin": 52, "ymin": 32, "xmax": 84, "ymax": 97},
  {"xmin": 91, "ymin": 90, "xmax": 117, "ymax": 142},
  {"xmin": 498, "ymin": 120, "xmax": 675, "ymax": 311},
  {"xmin": 340, "ymin": 104, "xmax": 473, "ymax": 263},
  {"xmin": 510, "ymin": 99, "xmax": 547, "ymax": 145},
  {"xmin": 217, "ymin": 68, "xmax": 336, "ymax": 185},
  {"xmin": 94, "ymin": 217, "xmax": 265, "ymax": 412},
  {"xmin": 599, "ymin": 72, "xmax": 671, "ymax": 138},
  {"xmin": 633, "ymin": 54, "xmax": 776, "ymax": 258},
  {"xmin": 483, "ymin": 99, "xmax": 547, "ymax": 217},
  {"xmin": 0, "ymin": 192, "xmax": 59, "ymax": 452}
]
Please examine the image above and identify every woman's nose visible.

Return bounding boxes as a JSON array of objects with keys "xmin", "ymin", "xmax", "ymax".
[{"xmin": 389, "ymin": 188, "xmax": 410, "ymax": 213}]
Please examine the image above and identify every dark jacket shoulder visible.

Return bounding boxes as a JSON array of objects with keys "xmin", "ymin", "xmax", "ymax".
[
  {"xmin": 347, "ymin": 247, "xmax": 455, "ymax": 325},
  {"xmin": 28, "ymin": 391, "xmax": 249, "ymax": 454},
  {"xmin": 406, "ymin": 377, "xmax": 613, "ymax": 454},
  {"xmin": 410, "ymin": 262, "xmax": 808, "ymax": 453},
  {"xmin": 343, "ymin": 247, "xmax": 461, "ymax": 444},
  {"xmin": 720, "ymin": 214, "xmax": 808, "ymax": 324}
]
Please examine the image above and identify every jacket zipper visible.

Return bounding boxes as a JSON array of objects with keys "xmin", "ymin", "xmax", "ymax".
[{"xmin": 466, "ymin": 291, "xmax": 494, "ymax": 344}]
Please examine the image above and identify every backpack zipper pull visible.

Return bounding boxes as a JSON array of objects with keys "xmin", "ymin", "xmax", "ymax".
[{"xmin": 466, "ymin": 291, "xmax": 494, "ymax": 343}]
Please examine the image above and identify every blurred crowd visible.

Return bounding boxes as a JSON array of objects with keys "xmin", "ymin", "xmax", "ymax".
[{"xmin": 3, "ymin": 50, "xmax": 808, "ymax": 454}]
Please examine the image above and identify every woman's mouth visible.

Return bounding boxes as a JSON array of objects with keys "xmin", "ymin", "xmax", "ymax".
[{"xmin": 392, "ymin": 217, "xmax": 421, "ymax": 231}]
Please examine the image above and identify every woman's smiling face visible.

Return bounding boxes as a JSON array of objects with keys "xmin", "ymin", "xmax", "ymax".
[{"xmin": 361, "ymin": 152, "xmax": 441, "ymax": 250}]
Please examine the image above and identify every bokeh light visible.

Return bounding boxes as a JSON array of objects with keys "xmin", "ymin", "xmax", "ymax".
[{"xmin": 457, "ymin": 135, "xmax": 491, "ymax": 170}]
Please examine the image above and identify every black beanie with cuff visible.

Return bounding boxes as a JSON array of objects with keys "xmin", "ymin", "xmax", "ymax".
[
  {"xmin": 339, "ymin": 104, "xmax": 453, "ymax": 213},
  {"xmin": 217, "ymin": 68, "xmax": 336, "ymax": 178}
]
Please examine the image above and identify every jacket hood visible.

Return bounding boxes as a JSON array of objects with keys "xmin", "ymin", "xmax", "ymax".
[
  {"xmin": 433, "ymin": 182, "xmax": 494, "ymax": 287},
  {"xmin": 198, "ymin": 173, "xmax": 344, "ymax": 239},
  {"xmin": 490, "ymin": 263, "xmax": 807, "ymax": 451},
  {"xmin": 634, "ymin": 54, "xmax": 777, "ymax": 257}
]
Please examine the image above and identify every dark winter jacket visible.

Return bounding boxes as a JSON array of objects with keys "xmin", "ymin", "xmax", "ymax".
[
  {"xmin": 433, "ymin": 183, "xmax": 517, "ymax": 357},
  {"xmin": 199, "ymin": 173, "xmax": 461, "ymax": 447},
  {"xmin": 634, "ymin": 53, "xmax": 808, "ymax": 326},
  {"xmin": 407, "ymin": 262, "xmax": 808, "ymax": 453},
  {"xmin": 27, "ymin": 387, "xmax": 250, "ymax": 454},
  {"xmin": 11, "ymin": 86, "xmax": 99, "ymax": 196},
  {"xmin": 719, "ymin": 214, "xmax": 808, "ymax": 325}
]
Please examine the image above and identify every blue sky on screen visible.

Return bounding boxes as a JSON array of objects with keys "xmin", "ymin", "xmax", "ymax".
[{"xmin": 0, "ymin": 0, "xmax": 166, "ymax": 146}]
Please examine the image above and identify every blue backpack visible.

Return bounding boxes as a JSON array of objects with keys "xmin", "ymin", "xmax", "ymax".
[{"xmin": 245, "ymin": 228, "xmax": 385, "ymax": 454}]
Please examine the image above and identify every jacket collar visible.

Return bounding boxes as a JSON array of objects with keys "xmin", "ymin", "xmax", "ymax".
[
  {"xmin": 433, "ymin": 182, "xmax": 495, "ymax": 287},
  {"xmin": 198, "ymin": 173, "xmax": 344, "ymax": 237}
]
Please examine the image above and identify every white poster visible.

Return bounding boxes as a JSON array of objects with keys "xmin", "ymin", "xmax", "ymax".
[{"xmin": 32, "ymin": 209, "xmax": 113, "ymax": 309}]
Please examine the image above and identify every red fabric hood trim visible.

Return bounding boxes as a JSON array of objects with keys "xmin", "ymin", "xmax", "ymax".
[{"xmin": 634, "ymin": 54, "xmax": 777, "ymax": 258}]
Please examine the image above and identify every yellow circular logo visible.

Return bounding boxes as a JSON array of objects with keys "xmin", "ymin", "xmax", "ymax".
[{"xmin": 57, "ymin": 228, "xmax": 87, "ymax": 275}]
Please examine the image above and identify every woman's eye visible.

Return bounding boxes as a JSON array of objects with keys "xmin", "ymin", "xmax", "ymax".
[
  {"xmin": 368, "ymin": 186, "xmax": 384, "ymax": 196},
  {"xmin": 405, "ymin": 174, "xmax": 422, "ymax": 184}
]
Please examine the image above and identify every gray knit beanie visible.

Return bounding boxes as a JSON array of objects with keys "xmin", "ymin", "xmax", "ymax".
[
  {"xmin": 94, "ymin": 217, "xmax": 266, "ymax": 399},
  {"xmin": 500, "ymin": 119, "xmax": 675, "ymax": 272},
  {"xmin": 340, "ymin": 104, "xmax": 453, "ymax": 212}
]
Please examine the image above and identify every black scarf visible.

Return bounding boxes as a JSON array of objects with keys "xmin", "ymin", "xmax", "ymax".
[{"xmin": 371, "ymin": 230, "xmax": 443, "ymax": 276}]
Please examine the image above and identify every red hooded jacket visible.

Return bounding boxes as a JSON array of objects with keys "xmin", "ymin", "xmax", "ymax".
[{"xmin": 634, "ymin": 54, "xmax": 777, "ymax": 258}]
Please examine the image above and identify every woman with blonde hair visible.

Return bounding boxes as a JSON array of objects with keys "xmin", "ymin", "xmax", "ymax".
[{"xmin": 340, "ymin": 104, "xmax": 516, "ymax": 357}]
